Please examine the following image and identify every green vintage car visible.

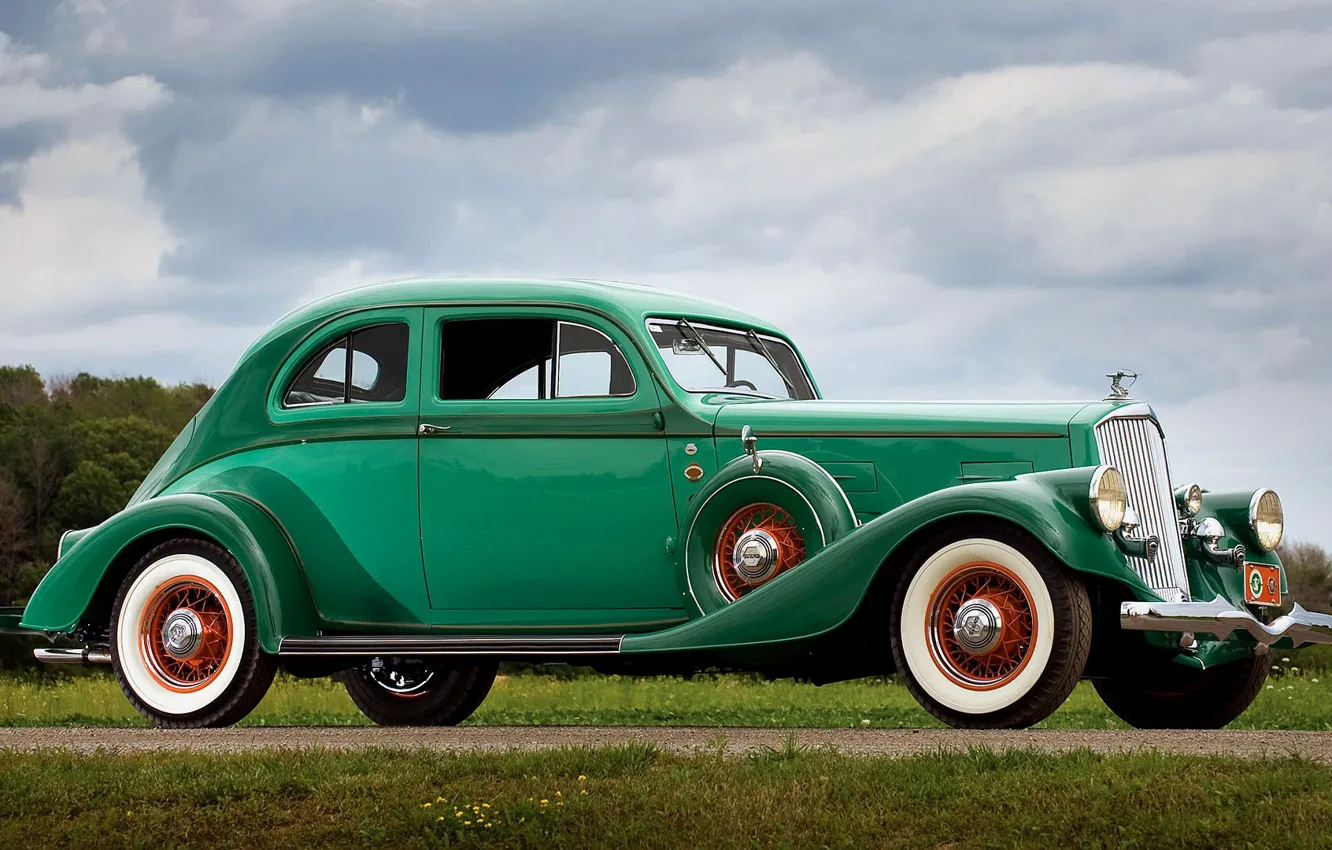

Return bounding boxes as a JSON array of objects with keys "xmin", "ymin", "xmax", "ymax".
[{"xmin": 11, "ymin": 278, "xmax": 1331, "ymax": 729}]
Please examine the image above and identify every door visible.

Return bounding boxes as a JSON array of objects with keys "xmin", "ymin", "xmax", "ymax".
[
  {"xmin": 418, "ymin": 306, "xmax": 685, "ymax": 630},
  {"xmin": 253, "ymin": 307, "xmax": 428, "ymax": 627}
]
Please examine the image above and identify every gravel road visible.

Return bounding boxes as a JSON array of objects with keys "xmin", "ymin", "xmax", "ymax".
[{"xmin": 2, "ymin": 727, "xmax": 1331, "ymax": 760}]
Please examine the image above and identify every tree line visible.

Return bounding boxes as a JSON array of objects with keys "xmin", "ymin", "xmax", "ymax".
[{"xmin": 0, "ymin": 366, "xmax": 212, "ymax": 608}]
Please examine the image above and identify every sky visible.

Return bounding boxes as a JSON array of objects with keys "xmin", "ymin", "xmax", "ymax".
[{"xmin": 0, "ymin": 1, "xmax": 1329, "ymax": 547}]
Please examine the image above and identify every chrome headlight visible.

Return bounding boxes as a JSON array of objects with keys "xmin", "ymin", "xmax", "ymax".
[
  {"xmin": 1089, "ymin": 466, "xmax": 1128, "ymax": 533},
  {"xmin": 1175, "ymin": 483, "xmax": 1203, "ymax": 518},
  {"xmin": 1249, "ymin": 489, "xmax": 1283, "ymax": 552}
]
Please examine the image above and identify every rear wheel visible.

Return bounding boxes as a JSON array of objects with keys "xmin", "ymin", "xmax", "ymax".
[
  {"xmin": 890, "ymin": 526, "xmax": 1092, "ymax": 729},
  {"xmin": 110, "ymin": 539, "xmax": 276, "ymax": 728},
  {"xmin": 1094, "ymin": 645, "xmax": 1269, "ymax": 729},
  {"xmin": 342, "ymin": 658, "xmax": 498, "ymax": 726}
]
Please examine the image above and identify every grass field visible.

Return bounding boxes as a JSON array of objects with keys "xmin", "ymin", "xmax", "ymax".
[
  {"xmin": 2, "ymin": 664, "xmax": 1329, "ymax": 729},
  {"xmin": 2, "ymin": 745, "xmax": 1331, "ymax": 848}
]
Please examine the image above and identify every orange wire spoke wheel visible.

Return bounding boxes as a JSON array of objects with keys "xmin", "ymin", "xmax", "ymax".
[
  {"xmin": 138, "ymin": 577, "xmax": 234, "ymax": 692},
  {"xmin": 713, "ymin": 503, "xmax": 806, "ymax": 601},
  {"xmin": 926, "ymin": 563, "xmax": 1036, "ymax": 690}
]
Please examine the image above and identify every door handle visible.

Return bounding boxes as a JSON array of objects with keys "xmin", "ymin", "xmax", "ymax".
[{"xmin": 418, "ymin": 423, "xmax": 452, "ymax": 436}]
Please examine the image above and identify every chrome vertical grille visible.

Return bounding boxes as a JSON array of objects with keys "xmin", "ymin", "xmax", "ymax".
[{"xmin": 1094, "ymin": 415, "xmax": 1190, "ymax": 602}]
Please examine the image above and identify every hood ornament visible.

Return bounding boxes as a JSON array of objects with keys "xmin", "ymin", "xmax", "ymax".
[{"xmin": 1105, "ymin": 369, "xmax": 1138, "ymax": 400}]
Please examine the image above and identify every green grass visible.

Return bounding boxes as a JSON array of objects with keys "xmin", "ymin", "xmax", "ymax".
[
  {"xmin": 2, "ymin": 746, "xmax": 1331, "ymax": 848},
  {"xmin": 2, "ymin": 666, "xmax": 1330, "ymax": 729}
]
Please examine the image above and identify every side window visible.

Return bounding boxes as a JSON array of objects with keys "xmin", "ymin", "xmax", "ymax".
[
  {"xmin": 283, "ymin": 323, "xmax": 409, "ymax": 408},
  {"xmin": 439, "ymin": 318, "xmax": 635, "ymax": 400},
  {"xmin": 442, "ymin": 319, "xmax": 555, "ymax": 400},
  {"xmin": 348, "ymin": 324, "xmax": 409, "ymax": 402},
  {"xmin": 285, "ymin": 339, "xmax": 348, "ymax": 406},
  {"xmin": 556, "ymin": 322, "xmax": 635, "ymax": 398}
]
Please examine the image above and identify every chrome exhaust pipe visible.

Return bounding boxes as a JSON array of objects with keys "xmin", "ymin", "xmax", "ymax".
[{"xmin": 34, "ymin": 646, "xmax": 112, "ymax": 665}]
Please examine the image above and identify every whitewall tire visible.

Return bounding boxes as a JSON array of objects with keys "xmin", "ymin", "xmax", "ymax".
[
  {"xmin": 890, "ymin": 525, "xmax": 1091, "ymax": 729},
  {"xmin": 110, "ymin": 539, "xmax": 276, "ymax": 728}
]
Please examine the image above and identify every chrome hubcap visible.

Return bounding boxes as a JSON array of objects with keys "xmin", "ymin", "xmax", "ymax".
[
  {"xmin": 732, "ymin": 529, "xmax": 780, "ymax": 583},
  {"xmin": 161, "ymin": 608, "xmax": 204, "ymax": 660},
  {"xmin": 952, "ymin": 598, "xmax": 1004, "ymax": 656},
  {"xmin": 369, "ymin": 659, "xmax": 438, "ymax": 696}
]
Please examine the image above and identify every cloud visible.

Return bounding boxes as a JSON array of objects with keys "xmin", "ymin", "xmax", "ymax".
[
  {"xmin": 0, "ymin": 34, "xmax": 175, "ymax": 330},
  {"xmin": 0, "ymin": 132, "xmax": 177, "ymax": 328},
  {"xmin": 2, "ymin": 3, "xmax": 1331, "ymax": 548}
]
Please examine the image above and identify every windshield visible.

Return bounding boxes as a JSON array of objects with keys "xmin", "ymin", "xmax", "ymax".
[{"xmin": 647, "ymin": 319, "xmax": 816, "ymax": 400}]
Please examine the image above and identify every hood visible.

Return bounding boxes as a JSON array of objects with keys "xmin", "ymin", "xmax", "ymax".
[{"xmin": 712, "ymin": 399, "xmax": 1108, "ymax": 437}]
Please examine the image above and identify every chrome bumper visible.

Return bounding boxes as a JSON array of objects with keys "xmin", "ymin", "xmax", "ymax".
[{"xmin": 1121, "ymin": 596, "xmax": 1332, "ymax": 647}]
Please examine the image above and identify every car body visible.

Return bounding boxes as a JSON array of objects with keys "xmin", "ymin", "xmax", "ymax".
[{"xmin": 16, "ymin": 278, "xmax": 1332, "ymax": 728}]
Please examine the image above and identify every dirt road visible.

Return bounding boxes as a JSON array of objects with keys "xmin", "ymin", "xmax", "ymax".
[{"xmin": 1, "ymin": 726, "xmax": 1330, "ymax": 760}]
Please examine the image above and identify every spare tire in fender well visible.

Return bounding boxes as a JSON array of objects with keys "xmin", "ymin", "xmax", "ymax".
[{"xmin": 676, "ymin": 448, "xmax": 859, "ymax": 616}]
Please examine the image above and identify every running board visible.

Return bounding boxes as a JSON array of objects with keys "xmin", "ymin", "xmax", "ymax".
[{"xmin": 277, "ymin": 634, "xmax": 625, "ymax": 658}]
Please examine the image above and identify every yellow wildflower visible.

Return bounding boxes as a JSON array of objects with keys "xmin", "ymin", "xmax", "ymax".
[
  {"xmin": 482, "ymin": 803, "xmax": 491, "ymax": 808},
  {"xmin": 578, "ymin": 775, "xmax": 587, "ymax": 781},
  {"xmin": 540, "ymin": 799, "xmax": 548, "ymax": 805},
  {"xmin": 485, "ymin": 823, "xmax": 493, "ymax": 829},
  {"xmin": 465, "ymin": 821, "xmax": 472, "ymax": 825},
  {"xmin": 422, "ymin": 803, "xmax": 432, "ymax": 808},
  {"xmin": 555, "ymin": 791, "xmax": 562, "ymax": 797}
]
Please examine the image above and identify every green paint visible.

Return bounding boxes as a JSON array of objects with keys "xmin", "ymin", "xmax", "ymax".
[{"xmin": 15, "ymin": 279, "xmax": 1281, "ymax": 673}]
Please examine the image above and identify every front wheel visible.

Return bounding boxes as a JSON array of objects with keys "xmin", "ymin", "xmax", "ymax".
[
  {"xmin": 890, "ymin": 526, "xmax": 1092, "ymax": 729},
  {"xmin": 1093, "ymin": 645, "xmax": 1269, "ymax": 729},
  {"xmin": 342, "ymin": 658, "xmax": 498, "ymax": 726},
  {"xmin": 110, "ymin": 539, "xmax": 277, "ymax": 728}
]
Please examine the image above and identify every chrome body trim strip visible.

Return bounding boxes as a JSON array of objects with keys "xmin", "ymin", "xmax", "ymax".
[
  {"xmin": 1121, "ymin": 597, "xmax": 1332, "ymax": 647},
  {"xmin": 277, "ymin": 635, "xmax": 625, "ymax": 657}
]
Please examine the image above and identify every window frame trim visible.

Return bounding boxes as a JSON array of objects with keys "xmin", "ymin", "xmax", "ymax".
[
  {"xmin": 436, "ymin": 315, "xmax": 640, "ymax": 403},
  {"xmin": 279, "ymin": 321, "xmax": 411, "ymax": 410},
  {"xmin": 268, "ymin": 310, "xmax": 421, "ymax": 425}
]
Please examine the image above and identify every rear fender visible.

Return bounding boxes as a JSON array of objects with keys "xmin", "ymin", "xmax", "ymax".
[
  {"xmin": 624, "ymin": 466, "xmax": 1149, "ymax": 656},
  {"xmin": 19, "ymin": 493, "xmax": 319, "ymax": 653}
]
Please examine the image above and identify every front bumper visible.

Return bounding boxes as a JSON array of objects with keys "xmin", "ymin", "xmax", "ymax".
[{"xmin": 1121, "ymin": 596, "xmax": 1332, "ymax": 647}]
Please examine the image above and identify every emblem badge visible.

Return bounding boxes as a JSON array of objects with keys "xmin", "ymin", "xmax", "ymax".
[{"xmin": 1250, "ymin": 571, "xmax": 1264, "ymax": 598}]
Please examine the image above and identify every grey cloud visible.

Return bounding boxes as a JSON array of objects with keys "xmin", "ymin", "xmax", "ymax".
[{"xmin": 1, "ymin": 2, "xmax": 1331, "ymax": 548}]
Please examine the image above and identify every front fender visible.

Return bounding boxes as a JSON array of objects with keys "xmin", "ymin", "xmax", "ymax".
[
  {"xmin": 19, "ymin": 493, "xmax": 319, "ymax": 654},
  {"xmin": 624, "ymin": 466, "xmax": 1148, "ymax": 656}
]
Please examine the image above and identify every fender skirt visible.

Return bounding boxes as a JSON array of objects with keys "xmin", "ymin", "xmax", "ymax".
[
  {"xmin": 18, "ymin": 493, "xmax": 318, "ymax": 654},
  {"xmin": 623, "ymin": 466, "xmax": 1153, "ymax": 657}
]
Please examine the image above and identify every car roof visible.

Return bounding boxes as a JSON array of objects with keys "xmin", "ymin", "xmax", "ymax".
[{"xmin": 242, "ymin": 277, "xmax": 784, "ymax": 362}]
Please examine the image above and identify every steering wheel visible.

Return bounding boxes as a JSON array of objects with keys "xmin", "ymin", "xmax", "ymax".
[{"xmin": 725, "ymin": 380, "xmax": 759, "ymax": 392}]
